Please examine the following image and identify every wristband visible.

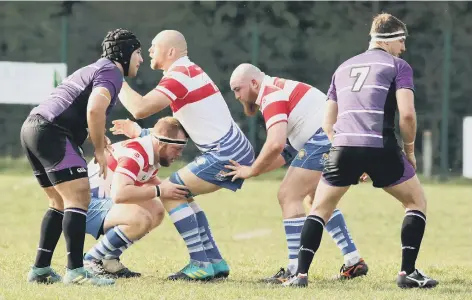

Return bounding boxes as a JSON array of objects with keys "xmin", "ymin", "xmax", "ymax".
[
  {"xmin": 155, "ymin": 185, "xmax": 161, "ymax": 197},
  {"xmin": 140, "ymin": 128, "xmax": 150, "ymax": 138}
]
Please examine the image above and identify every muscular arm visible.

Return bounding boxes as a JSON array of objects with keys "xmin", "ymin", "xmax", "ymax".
[
  {"xmin": 87, "ymin": 87, "xmax": 111, "ymax": 153},
  {"xmin": 110, "ymin": 173, "xmax": 157, "ymax": 204},
  {"xmin": 119, "ymin": 82, "xmax": 171, "ymax": 119},
  {"xmin": 261, "ymin": 155, "xmax": 286, "ymax": 173},
  {"xmin": 396, "ymin": 88, "xmax": 416, "ymax": 153},
  {"xmin": 322, "ymin": 99, "xmax": 338, "ymax": 143},
  {"xmin": 250, "ymin": 122, "xmax": 287, "ymax": 177}
]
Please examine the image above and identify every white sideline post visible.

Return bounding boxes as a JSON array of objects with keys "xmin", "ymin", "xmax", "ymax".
[
  {"xmin": 463, "ymin": 117, "xmax": 472, "ymax": 179},
  {"xmin": 422, "ymin": 130, "xmax": 432, "ymax": 178}
]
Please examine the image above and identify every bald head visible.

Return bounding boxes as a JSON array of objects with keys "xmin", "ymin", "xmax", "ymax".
[
  {"xmin": 229, "ymin": 63, "xmax": 266, "ymax": 116},
  {"xmin": 152, "ymin": 30, "xmax": 188, "ymax": 55},
  {"xmin": 230, "ymin": 63, "xmax": 264, "ymax": 88},
  {"xmin": 149, "ymin": 30, "xmax": 188, "ymax": 71}
]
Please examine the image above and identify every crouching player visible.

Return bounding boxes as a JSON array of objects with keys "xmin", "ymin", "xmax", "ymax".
[{"xmin": 83, "ymin": 117, "xmax": 190, "ymax": 278}]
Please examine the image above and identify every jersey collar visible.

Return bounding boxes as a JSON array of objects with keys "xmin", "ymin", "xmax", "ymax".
[
  {"xmin": 142, "ymin": 134, "xmax": 157, "ymax": 167},
  {"xmin": 164, "ymin": 56, "xmax": 190, "ymax": 75},
  {"xmin": 255, "ymin": 74, "xmax": 272, "ymax": 106}
]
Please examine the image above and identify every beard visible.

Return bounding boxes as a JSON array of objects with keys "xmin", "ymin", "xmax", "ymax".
[
  {"xmin": 159, "ymin": 157, "xmax": 171, "ymax": 167},
  {"xmin": 242, "ymin": 102, "xmax": 259, "ymax": 116}
]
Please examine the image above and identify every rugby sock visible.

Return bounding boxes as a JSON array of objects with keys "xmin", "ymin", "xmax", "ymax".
[
  {"xmin": 63, "ymin": 207, "xmax": 87, "ymax": 270},
  {"xmin": 34, "ymin": 208, "xmax": 64, "ymax": 268},
  {"xmin": 169, "ymin": 203, "xmax": 210, "ymax": 264},
  {"xmin": 296, "ymin": 215, "xmax": 325, "ymax": 275},
  {"xmin": 325, "ymin": 209, "xmax": 361, "ymax": 267},
  {"xmin": 84, "ymin": 226, "xmax": 133, "ymax": 261},
  {"xmin": 283, "ymin": 216, "xmax": 305, "ymax": 274},
  {"xmin": 189, "ymin": 202, "xmax": 223, "ymax": 263},
  {"xmin": 401, "ymin": 210, "xmax": 426, "ymax": 274}
]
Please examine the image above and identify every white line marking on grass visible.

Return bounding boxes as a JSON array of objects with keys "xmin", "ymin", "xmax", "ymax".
[{"xmin": 232, "ymin": 228, "xmax": 273, "ymax": 241}]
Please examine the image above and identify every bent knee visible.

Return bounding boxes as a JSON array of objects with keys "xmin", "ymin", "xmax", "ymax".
[
  {"xmin": 129, "ymin": 211, "xmax": 153, "ymax": 234},
  {"xmin": 277, "ymin": 185, "xmax": 304, "ymax": 206},
  {"xmin": 150, "ymin": 201, "xmax": 165, "ymax": 228}
]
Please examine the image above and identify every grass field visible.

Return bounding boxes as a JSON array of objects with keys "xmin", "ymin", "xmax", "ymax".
[{"xmin": 1, "ymin": 164, "xmax": 472, "ymax": 299}]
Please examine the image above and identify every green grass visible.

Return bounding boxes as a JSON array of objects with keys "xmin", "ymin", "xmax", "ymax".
[{"xmin": 0, "ymin": 172, "xmax": 471, "ymax": 299}]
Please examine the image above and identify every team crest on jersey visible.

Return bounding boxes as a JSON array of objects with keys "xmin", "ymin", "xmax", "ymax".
[
  {"xmin": 134, "ymin": 152, "xmax": 141, "ymax": 159},
  {"xmin": 195, "ymin": 157, "xmax": 207, "ymax": 166},
  {"xmin": 297, "ymin": 149, "xmax": 307, "ymax": 160},
  {"xmin": 214, "ymin": 170, "xmax": 228, "ymax": 182},
  {"xmin": 320, "ymin": 153, "xmax": 329, "ymax": 166}
]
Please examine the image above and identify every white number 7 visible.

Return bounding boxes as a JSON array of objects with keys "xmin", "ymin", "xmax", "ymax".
[{"xmin": 350, "ymin": 66, "xmax": 370, "ymax": 92}]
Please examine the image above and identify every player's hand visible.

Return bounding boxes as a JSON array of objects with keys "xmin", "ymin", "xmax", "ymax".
[
  {"xmin": 360, "ymin": 173, "xmax": 370, "ymax": 182},
  {"xmin": 158, "ymin": 180, "xmax": 189, "ymax": 200},
  {"xmin": 224, "ymin": 160, "xmax": 254, "ymax": 182},
  {"xmin": 94, "ymin": 150, "xmax": 108, "ymax": 178},
  {"xmin": 110, "ymin": 119, "xmax": 141, "ymax": 139}
]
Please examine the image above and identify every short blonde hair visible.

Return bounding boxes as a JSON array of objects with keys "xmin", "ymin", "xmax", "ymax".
[
  {"xmin": 370, "ymin": 13, "xmax": 408, "ymax": 36},
  {"xmin": 151, "ymin": 116, "xmax": 188, "ymax": 138}
]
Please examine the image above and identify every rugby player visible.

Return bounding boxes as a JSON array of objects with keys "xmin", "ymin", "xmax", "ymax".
[
  {"xmin": 21, "ymin": 29, "xmax": 142, "ymax": 285},
  {"xmin": 283, "ymin": 13, "xmax": 439, "ymax": 289},
  {"xmin": 226, "ymin": 64, "xmax": 368, "ymax": 283},
  {"xmin": 117, "ymin": 30, "xmax": 254, "ymax": 281},
  {"xmin": 83, "ymin": 117, "xmax": 189, "ymax": 278}
]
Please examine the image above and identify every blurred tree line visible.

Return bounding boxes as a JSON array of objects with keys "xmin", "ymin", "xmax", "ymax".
[{"xmin": 1, "ymin": 1, "xmax": 471, "ymax": 174}]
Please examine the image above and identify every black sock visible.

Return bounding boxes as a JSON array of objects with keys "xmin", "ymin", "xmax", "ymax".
[
  {"xmin": 401, "ymin": 210, "xmax": 426, "ymax": 274},
  {"xmin": 34, "ymin": 208, "xmax": 64, "ymax": 268},
  {"xmin": 63, "ymin": 208, "xmax": 87, "ymax": 270},
  {"xmin": 296, "ymin": 215, "xmax": 325, "ymax": 275}
]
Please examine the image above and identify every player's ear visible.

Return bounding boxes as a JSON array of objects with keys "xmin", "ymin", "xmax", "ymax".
[{"xmin": 168, "ymin": 47, "xmax": 175, "ymax": 58}]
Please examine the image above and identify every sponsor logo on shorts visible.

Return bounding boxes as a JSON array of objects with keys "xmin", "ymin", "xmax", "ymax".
[
  {"xmin": 77, "ymin": 168, "xmax": 87, "ymax": 173},
  {"xmin": 320, "ymin": 153, "xmax": 329, "ymax": 166},
  {"xmin": 214, "ymin": 170, "xmax": 228, "ymax": 182},
  {"xmin": 296, "ymin": 149, "xmax": 307, "ymax": 160}
]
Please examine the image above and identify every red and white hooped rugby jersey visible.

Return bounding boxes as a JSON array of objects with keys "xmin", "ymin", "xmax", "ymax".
[
  {"xmin": 153, "ymin": 56, "xmax": 237, "ymax": 151},
  {"xmin": 88, "ymin": 135, "xmax": 159, "ymax": 199},
  {"xmin": 255, "ymin": 75, "xmax": 328, "ymax": 150}
]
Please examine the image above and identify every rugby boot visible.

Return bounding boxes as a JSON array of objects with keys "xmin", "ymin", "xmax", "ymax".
[
  {"xmin": 336, "ymin": 258, "xmax": 369, "ymax": 280},
  {"xmin": 167, "ymin": 260, "xmax": 214, "ymax": 281},
  {"xmin": 102, "ymin": 258, "xmax": 141, "ymax": 278},
  {"xmin": 27, "ymin": 266, "xmax": 62, "ymax": 284},
  {"xmin": 84, "ymin": 258, "xmax": 113, "ymax": 278},
  {"xmin": 260, "ymin": 267, "xmax": 293, "ymax": 284},
  {"xmin": 63, "ymin": 267, "xmax": 115, "ymax": 286},
  {"xmin": 282, "ymin": 273, "xmax": 308, "ymax": 287},
  {"xmin": 396, "ymin": 269, "xmax": 438, "ymax": 289},
  {"xmin": 211, "ymin": 259, "xmax": 230, "ymax": 279}
]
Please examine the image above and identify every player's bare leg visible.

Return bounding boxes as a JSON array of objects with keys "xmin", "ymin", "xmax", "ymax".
[
  {"xmin": 84, "ymin": 198, "xmax": 165, "ymax": 278},
  {"xmin": 161, "ymin": 167, "xmax": 226, "ymax": 281},
  {"xmin": 264, "ymin": 167, "xmax": 366, "ymax": 284},
  {"xmin": 383, "ymin": 175, "xmax": 438, "ymax": 288},
  {"xmin": 303, "ymin": 188, "xmax": 315, "ymax": 213},
  {"xmin": 262, "ymin": 167, "xmax": 313, "ymax": 283},
  {"xmin": 27, "ymin": 187, "xmax": 64, "ymax": 284},
  {"xmin": 54, "ymin": 178, "xmax": 114, "ymax": 285},
  {"xmin": 284, "ymin": 180, "xmax": 349, "ymax": 287}
]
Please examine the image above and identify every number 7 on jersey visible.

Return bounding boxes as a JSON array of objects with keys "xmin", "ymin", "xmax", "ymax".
[{"xmin": 350, "ymin": 66, "xmax": 371, "ymax": 92}]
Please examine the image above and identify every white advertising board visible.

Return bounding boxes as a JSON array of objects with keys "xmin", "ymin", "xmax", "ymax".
[{"xmin": 0, "ymin": 61, "xmax": 67, "ymax": 105}]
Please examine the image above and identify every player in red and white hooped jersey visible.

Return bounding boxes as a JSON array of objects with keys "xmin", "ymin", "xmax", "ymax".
[
  {"xmin": 83, "ymin": 117, "xmax": 189, "ymax": 279},
  {"xmin": 118, "ymin": 30, "xmax": 252, "ymax": 281},
  {"xmin": 227, "ymin": 63, "xmax": 368, "ymax": 283}
]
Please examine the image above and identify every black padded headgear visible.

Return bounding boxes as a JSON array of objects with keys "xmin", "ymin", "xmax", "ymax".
[{"xmin": 101, "ymin": 28, "xmax": 141, "ymax": 76}]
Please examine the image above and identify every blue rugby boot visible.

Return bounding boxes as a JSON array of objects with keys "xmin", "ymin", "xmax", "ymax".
[{"xmin": 27, "ymin": 266, "xmax": 62, "ymax": 284}]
